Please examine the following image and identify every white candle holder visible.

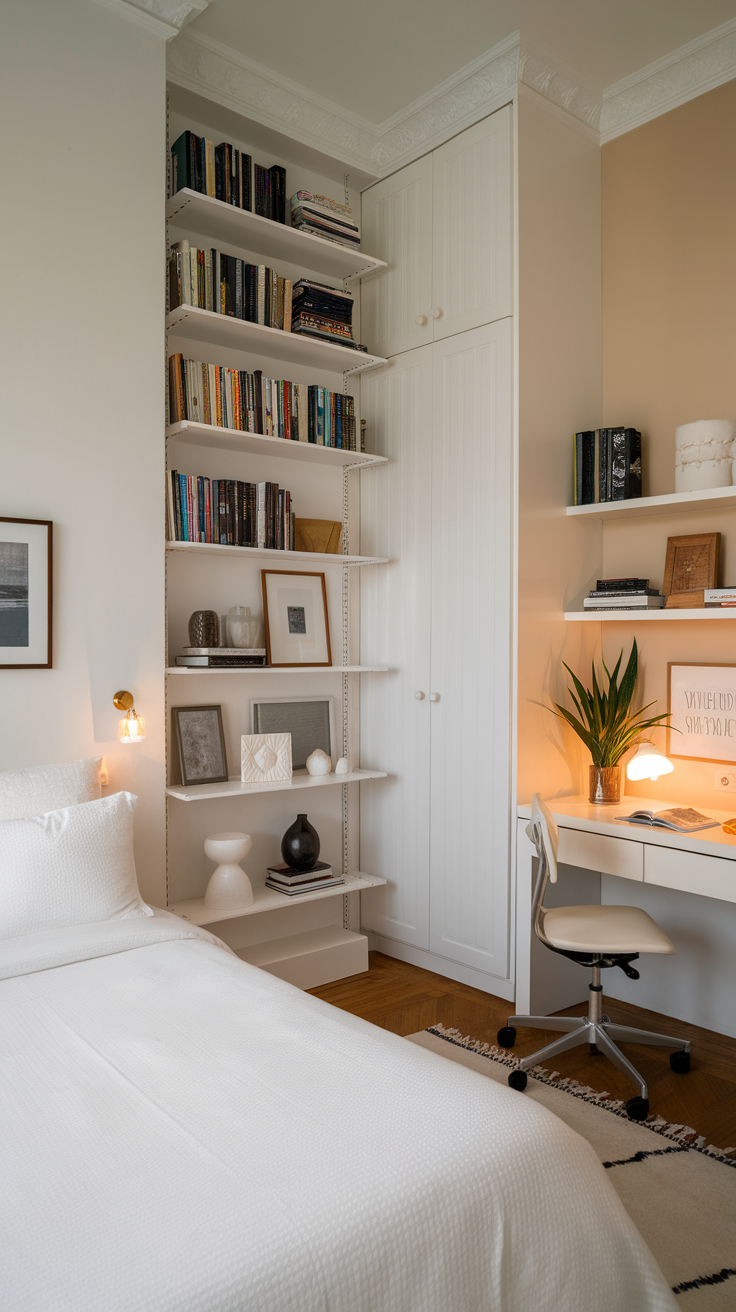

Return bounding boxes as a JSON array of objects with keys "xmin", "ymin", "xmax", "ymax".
[{"xmin": 203, "ymin": 832, "xmax": 253, "ymax": 910}]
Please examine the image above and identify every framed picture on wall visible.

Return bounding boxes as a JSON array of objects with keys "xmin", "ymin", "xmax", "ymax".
[
  {"xmin": 261, "ymin": 570, "xmax": 332, "ymax": 667},
  {"xmin": 0, "ymin": 517, "xmax": 52, "ymax": 669},
  {"xmin": 172, "ymin": 704, "xmax": 229, "ymax": 786},
  {"xmin": 668, "ymin": 663, "xmax": 736, "ymax": 762}
]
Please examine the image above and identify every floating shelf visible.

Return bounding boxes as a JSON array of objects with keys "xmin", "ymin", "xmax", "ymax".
[
  {"xmin": 166, "ymin": 189, "xmax": 387, "ymax": 283},
  {"xmin": 566, "ymin": 486, "xmax": 736, "ymax": 521},
  {"xmin": 565, "ymin": 609, "xmax": 736, "ymax": 622},
  {"xmin": 166, "ymin": 305, "xmax": 388, "ymax": 375},
  {"xmin": 166, "ymin": 768, "xmax": 387, "ymax": 802},
  {"xmin": 166, "ymin": 540, "xmax": 387, "ymax": 567},
  {"xmin": 166, "ymin": 421, "xmax": 388, "ymax": 468},
  {"xmin": 168, "ymin": 872, "xmax": 387, "ymax": 926},
  {"xmin": 166, "ymin": 665, "xmax": 389, "ymax": 675}
]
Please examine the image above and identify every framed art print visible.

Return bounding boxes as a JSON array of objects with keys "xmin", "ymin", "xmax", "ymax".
[
  {"xmin": 0, "ymin": 517, "xmax": 52, "ymax": 669},
  {"xmin": 250, "ymin": 696, "xmax": 335, "ymax": 770},
  {"xmin": 668, "ymin": 663, "xmax": 736, "ymax": 762},
  {"xmin": 172, "ymin": 704, "xmax": 229, "ymax": 785},
  {"xmin": 663, "ymin": 532, "xmax": 719, "ymax": 608},
  {"xmin": 261, "ymin": 570, "xmax": 332, "ymax": 667}
]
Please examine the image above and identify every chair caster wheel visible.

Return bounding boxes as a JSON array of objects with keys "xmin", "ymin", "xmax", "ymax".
[
  {"xmin": 508, "ymin": 1068, "xmax": 527, "ymax": 1092},
  {"xmin": 670, "ymin": 1050, "xmax": 690, "ymax": 1074},
  {"xmin": 497, "ymin": 1026, "xmax": 517, "ymax": 1048},
  {"xmin": 625, "ymin": 1096, "xmax": 649, "ymax": 1121},
  {"xmin": 589, "ymin": 1044, "xmax": 601, "ymax": 1055}
]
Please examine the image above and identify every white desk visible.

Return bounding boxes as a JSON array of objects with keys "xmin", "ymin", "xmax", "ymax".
[{"xmin": 515, "ymin": 796, "xmax": 736, "ymax": 1016}]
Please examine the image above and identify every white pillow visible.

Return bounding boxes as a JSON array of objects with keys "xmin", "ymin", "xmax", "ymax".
[
  {"xmin": 0, "ymin": 792, "xmax": 152, "ymax": 939},
  {"xmin": 0, "ymin": 757, "xmax": 102, "ymax": 822}
]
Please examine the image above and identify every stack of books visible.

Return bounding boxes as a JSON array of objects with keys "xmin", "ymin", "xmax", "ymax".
[
  {"xmin": 705, "ymin": 588, "xmax": 736, "ymax": 608},
  {"xmin": 291, "ymin": 280, "xmax": 366, "ymax": 352},
  {"xmin": 168, "ymin": 355, "xmax": 357, "ymax": 449},
  {"xmin": 573, "ymin": 429, "xmax": 642, "ymax": 505},
  {"xmin": 583, "ymin": 579, "xmax": 665, "ymax": 611},
  {"xmin": 265, "ymin": 862, "xmax": 344, "ymax": 897},
  {"xmin": 175, "ymin": 648, "xmax": 267, "ymax": 668},
  {"xmin": 171, "ymin": 130, "xmax": 252, "ymax": 211},
  {"xmin": 169, "ymin": 241, "xmax": 292, "ymax": 331},
  {"xmin": 254, "ymin": 164, "xmax": 286, "ymax": 224},
  {"xmin": 167, "ymin": 472, "xmax": 295, "ymax": 550},
  {"xmin": 290, "ymin": 191, "xmax": 361, "ymax": 250}
]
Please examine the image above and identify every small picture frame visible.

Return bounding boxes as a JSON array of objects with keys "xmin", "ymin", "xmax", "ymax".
[
  {"xmin": 668, "ymin": 663, "xmax": 736, "ymax": 763},
  {"xmin": 0, "ymin": 517, "xmax": 52, "ymax": 669},
  {"xmin": 261, "ymin": 570, "xmax": 331, "ymax": 667},
  {"xmin": 172, "ymin": 705, "xmax": 228, "ymax": 785},
  {"xmin": 663, "ymin": 532, "xmax": 719, "ymax": 608},
  {"xmin": 251, "ymin": 696, "xmax": 335, "ymax": 770}
]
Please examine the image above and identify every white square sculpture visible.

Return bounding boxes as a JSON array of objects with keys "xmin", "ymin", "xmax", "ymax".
[{"xmin": 241, "ymin": 733, "xmax": 292, "ymax": 784}]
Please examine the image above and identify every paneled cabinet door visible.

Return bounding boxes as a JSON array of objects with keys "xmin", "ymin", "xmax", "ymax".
[
  {"xmin": 360, "ymin": 155, "xmax": 433, "ymax": 359},
  {"xmin": 432, "ymin": 106, "xmax": 512, "ymax": 340},
  {"xmin": 359, "ymin": 345, "xmax": 433, "ymax": 948},
  {"xmin": 428, "ymin": 320, "xmax": 513, "ymax": 979}
]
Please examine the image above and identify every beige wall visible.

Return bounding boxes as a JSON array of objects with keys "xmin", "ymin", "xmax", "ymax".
[{"xmin": 601, "ymin": 80, "xmax": 736, "ymax": 810}]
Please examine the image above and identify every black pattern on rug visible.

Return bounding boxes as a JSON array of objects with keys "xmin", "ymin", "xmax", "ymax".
[
  {"xmin": 673, "ymin": 1269, "xmax": 736, "ymax": 1296},
  {"xmin": 602, "ymin": 1145, "xmax": 690, "ymax": 1169},
  {"xmin": 426, "ymin": 1024, "xmax": 736, "ymax": 1166}
]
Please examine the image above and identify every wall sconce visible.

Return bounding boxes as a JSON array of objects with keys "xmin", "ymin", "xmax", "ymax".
[
  {"xmin": 114, "ymin": 691, "xmax": 145, "ymax": 744},
  {"xmin": 626, "ymin": 741, "xmax": 673, "ymax": 781}
]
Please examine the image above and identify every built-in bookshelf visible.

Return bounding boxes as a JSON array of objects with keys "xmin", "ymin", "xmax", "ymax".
[
  {"xmin": 567, "ymin": 485, "xmax": 736, "ymax": 521},
  {"xmin": 165, "ymin": 101, "xmax": 389, "ymax": 985}
]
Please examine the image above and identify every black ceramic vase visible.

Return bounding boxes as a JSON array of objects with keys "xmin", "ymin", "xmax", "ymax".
[
  {"xmin": 281, "ymin": 814, "xmax": 320, "ymax": 872},
  {"xmin": 188, "ymin": 610, "xmax": 220, "ymax": 648}
]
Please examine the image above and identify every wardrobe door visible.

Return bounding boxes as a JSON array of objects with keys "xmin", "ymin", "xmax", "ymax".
[
  {"xmin": 428, "ymin": 320, "xmax": 513, "ymax": 979},
  {"xmin": 431, "ymin": 106, "xmax": 512, "ymax": 341},
  {"xmin": 360, "ymin": 156, "xmax": 433, "ymax": 359},
  {"xmin": 359, "ymin": 345, "xmax": 433, "ymax": 948}
]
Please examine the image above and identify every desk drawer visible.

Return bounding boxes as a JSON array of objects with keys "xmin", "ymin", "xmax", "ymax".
[
  {"xmin": 558, "ymin": 828, "xmax": 643, "ymax": 881},
  {"xmin": 644, "ymin": 844, "xmax": 736, "ymax": 903}
]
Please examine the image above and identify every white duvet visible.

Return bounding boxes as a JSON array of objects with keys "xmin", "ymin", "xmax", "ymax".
[{"xmin": 0, "ymin": 912, "xmax": 676, "ymax": 1311}]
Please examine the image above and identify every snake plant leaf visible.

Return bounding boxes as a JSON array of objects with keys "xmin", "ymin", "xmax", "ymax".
[{"xmin": 550, "ymin": 640, "xmax": 670, "ymax": 768}]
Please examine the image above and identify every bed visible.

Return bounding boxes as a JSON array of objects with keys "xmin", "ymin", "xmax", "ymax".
[{"xmin": 0, "ymin": 765, "xmax": 677, "ymax": 1311}]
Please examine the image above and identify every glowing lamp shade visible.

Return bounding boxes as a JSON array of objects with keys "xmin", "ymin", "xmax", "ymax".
[
  {"xmin": 113, "ymin": 690, "xmax": 145, "ymax": 744},
  {"xmin": 626, "ymin": 742, "xmax": 673, "ymax": 782}
]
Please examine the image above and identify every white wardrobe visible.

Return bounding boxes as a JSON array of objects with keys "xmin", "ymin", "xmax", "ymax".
[{"xmin": 359, "ymin": 105, "xmax": 516, "ymax": 995}]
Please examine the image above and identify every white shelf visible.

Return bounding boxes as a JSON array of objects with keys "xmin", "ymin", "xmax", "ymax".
[
  {"xmin": 167, "ymin": 421, "xmax": 388, "ymax": 468},
  {"xmin": 566, "ymin": 486, "xmax": 736, "ymax": 521},
  {"xmin": 166, "ymin": 305, "xmax": 388, "ymax": 375},
  {"xmin": 168, "ymin": 872, "xmax": 386, "ymax": 926},
  {"xmin": 166, "ymin": 539, "xmax": 387, "ymax": 567},
  {"xmin": 565, "ymin": 609, "xmax": 736, "ymax": 622},
  {"xmin": 166, "ymin": 768, "xmax": 387, "ymax": 802},
  {"xmin": 166, "ymin": 189, "xmax": 387, "ymax": 283},
  {"xmin": 166, "ymin": 665, "xmax": 388, "ymax": 675}
]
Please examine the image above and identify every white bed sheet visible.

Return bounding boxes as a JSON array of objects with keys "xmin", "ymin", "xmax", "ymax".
[{"xmin": 0, "ymin": 918, "xmax": 676, "ymax": 1311}]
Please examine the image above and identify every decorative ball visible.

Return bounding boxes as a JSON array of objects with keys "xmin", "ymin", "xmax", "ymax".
[
  {"xmin": 306, "ymin": 748, "xmax": 332, "ymax": 776},
  {"xmin": 188, "ymin": 610, "xmax": 220, "ymax": 648},
  {"xmin": 281, "ymin": 814, "xmax": 320, "ymax": 872}
]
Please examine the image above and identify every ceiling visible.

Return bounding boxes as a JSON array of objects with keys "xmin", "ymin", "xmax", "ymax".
[{"xmin": 185, "ymin": 0, "xmax": 736, "ymax": 123}]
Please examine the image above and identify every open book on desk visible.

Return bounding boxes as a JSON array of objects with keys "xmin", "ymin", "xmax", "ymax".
[{"xmin": 615, "ymin": 807, "xmax": 719, "ymax": 833}]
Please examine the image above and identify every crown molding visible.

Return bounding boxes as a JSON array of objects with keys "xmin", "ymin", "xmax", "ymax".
[
  {"xmin": 92, "ymin": 0, "xmax": 208, "ymax": 41},
  {"xmin": 600, "ymin": 15, "xmax": 736, "ymax": 143}
]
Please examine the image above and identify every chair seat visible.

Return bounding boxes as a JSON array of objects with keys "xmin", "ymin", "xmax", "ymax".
[{"xmin": 540, "ymin": 904, "xmax": 675, "ymax": 954}]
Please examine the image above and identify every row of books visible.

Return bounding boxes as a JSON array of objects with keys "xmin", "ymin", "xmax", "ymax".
[
  {"xmin": 291, "ymin": 190, "xmax": 360, "ymax": 251},
  {"xmin": 171, "ymin": 130, "xmax": 287, "ymax": 223},
  {"xmin": 265, "ymin": 862, "xmax": 344, "ymax": 896},
  {"xmin": 705, "ymin": 588, "xmax": 736, "ymax": 608},
  {"xmin": 573, "ymin": 428, "xmax": 642, "ymax": 505},
  {"xmin": 167, "ymin": 472, "xmax": 295, "ymax": 551},
  {"xmin": 583, "ymin": 578, "xmax": 665, "ymax": 611},
  {"xmin": 169, "ymin": 241, "xmax": 293, "ymax": 331},
  {"xmin": 291, "ymin": 280, "xmax": 359, "ymax": 347},
  {"xmin": 168, "ymin": 355, "xmax": 358, "ymax": 449}
]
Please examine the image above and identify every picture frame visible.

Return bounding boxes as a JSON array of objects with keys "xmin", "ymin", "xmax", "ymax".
[
  {"xmin": 172, "ymin": 704, "xmax": 228, "ymax": 785},
  {"xmin": 663, "ymin": 532, "xmax": 719, "ymax": 608},
  {"xmin": 250, "ymin": 696, "xmax": 335, "ymax": 770},
  {"xmin": 0, "ymin": 517, "xmax": 52, "ymax": 669},
  {"xmin": 261, "ymin": 570, "xmax": 331, "ymax": 667},
  {"xmin": 667, "ymin": 663, "xmax": 736, "ymax": 763}
]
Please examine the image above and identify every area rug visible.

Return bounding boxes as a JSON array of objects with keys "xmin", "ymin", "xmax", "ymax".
[{"xmin": 408, "ymin": 1025, "xmax": 736, "ymax": 1309}]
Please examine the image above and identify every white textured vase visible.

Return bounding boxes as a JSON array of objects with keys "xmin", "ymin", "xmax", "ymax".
[
  {"xmin": 335, "ymin": 757, "xmax": 349, "ymax": 775},
  {"xmin": 306, "ymin": 748, "xmax": 332, "ymax": 777},
  {"xmin": 675, "ymin": 420, "xmax": 736, "ymax": 492},
  {"xmin": 203, "ymin": 832, "xmax": 253, "ymax": 909}
]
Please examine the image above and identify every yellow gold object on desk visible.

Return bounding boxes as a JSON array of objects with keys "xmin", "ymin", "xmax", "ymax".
[{"xmin": 722, "ymin": 818, "xmax": 736, "ymax": 835}]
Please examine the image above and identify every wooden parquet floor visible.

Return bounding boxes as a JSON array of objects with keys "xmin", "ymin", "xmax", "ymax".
[{"xmin": 310, "ymin": 951, "xmax": 736, "ymax": 1152}]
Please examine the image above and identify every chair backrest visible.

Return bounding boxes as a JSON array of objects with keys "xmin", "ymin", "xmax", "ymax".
[{"xmin": 525, "ymin": 794, "xmax": 559, "ymax": 944}]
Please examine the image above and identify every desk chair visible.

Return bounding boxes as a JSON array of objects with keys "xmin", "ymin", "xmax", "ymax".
[{"xmin": 500, "ymin": 794, "xmax": 691, "ymax": 1120}]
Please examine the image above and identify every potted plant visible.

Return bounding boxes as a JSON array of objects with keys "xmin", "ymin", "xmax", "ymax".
[{"xmin": 551, "ymin": 640, "xmax": 671, "ymax": 804}]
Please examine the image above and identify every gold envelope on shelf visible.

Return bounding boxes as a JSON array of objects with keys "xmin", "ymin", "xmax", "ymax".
[{"xmin": 294, "ymin": 518, "xmax": 342, "ymax": 555}]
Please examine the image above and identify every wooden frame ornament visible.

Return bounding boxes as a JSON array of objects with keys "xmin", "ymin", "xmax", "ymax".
[
  {"xmin": 172, "ymin": 704, "xmax": 229, "ymax": 785},
  {"xmin": 667, "ymin": 663, "xmax": 736, "ymax": 763},
  {"xmin": 261, "ymin": 570, "xmax": 332, "ymax": 667},
  {"xmin": 0, "ymin": 517, "xmax": 52, "ymax": 669},
  {"xmin": 663, "ymin": 532, "xmax": 719, "ymax": 608}
]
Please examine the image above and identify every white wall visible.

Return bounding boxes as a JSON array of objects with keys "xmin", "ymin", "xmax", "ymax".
[{"xmin": 0, "ymin": 0, "xmax": 166, "ymax": 903}]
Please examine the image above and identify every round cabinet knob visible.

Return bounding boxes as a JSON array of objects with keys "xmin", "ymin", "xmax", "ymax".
[
  {"xmin": 430, "ymin": 307, "xmax": 443, "ymax": 320},
  {"xmin": 414, "ymin": 690, "xmax": 425, "ymax": 700},
  {"xmin": 429, "ymin": 692, "xmax": 440, "ymax": 702},
  {"xmin": 415, "ymin": 314, "xmax": 428, "ymax": 326}
]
